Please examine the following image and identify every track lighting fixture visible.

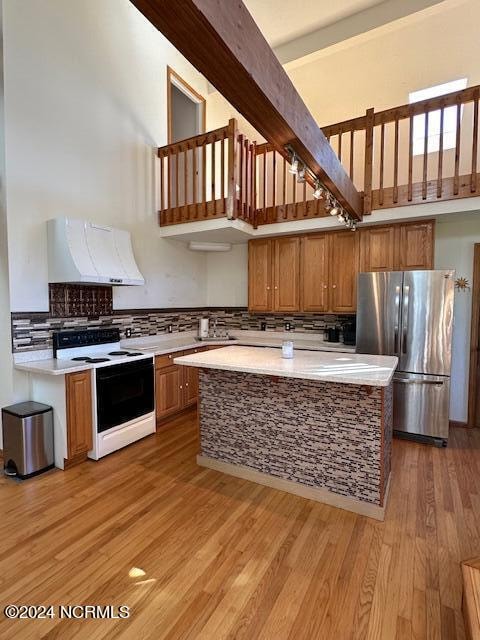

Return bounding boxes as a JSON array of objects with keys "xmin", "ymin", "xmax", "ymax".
[
  {"xmin": 297, "ymin": 165, "xmax": 306, "ymax": 183},
  {"xmin": 288, "ymin": 152, "xmax": 299, "ymax": 175},
  {"xmin": 313, "ymin": 181, "xmax": 325, "ymax": 199}
]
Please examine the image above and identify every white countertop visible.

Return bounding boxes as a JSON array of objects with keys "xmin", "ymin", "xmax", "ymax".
[
  {"xmin": 122, "ymin": 330, "xmax": 356, "ymax": 355},
  {"xmin": 13, "ymin": 330, "xmax": 355, "ymax": 376},
  {"xmin": 174, "ymin": 346, "xmax": 398, "ymax": 387}
]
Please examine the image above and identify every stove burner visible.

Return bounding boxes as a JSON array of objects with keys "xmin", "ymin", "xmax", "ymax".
[
  {"xmin": 71, "ymin": 356, "xmax": 111, "ymax": 363},
  {"xmin": 108, "ymin": 351, "xmax": 130, "ymax": 356},
  {"xmin": 127, "ymin": 352, "xmax": 143, "ymax": 357}
]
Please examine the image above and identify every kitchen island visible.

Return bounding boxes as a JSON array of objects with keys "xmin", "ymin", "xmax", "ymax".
[{"xmin": 175, "ymin": 346, "xmax": 398, "ymax": 520}]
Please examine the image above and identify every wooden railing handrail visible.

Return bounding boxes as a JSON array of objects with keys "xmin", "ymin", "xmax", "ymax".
[
  {"xmin": 322, "ymin": 83, "xmax": 480, "ymax": 136},
  {"xmin": 158, "ymin": 124, "xmax": 230, "ymax": 157}
]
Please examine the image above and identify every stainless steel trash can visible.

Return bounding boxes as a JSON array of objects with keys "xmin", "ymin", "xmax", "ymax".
[{"xmin": 2, "ymin": 402, "xmax": 54, "ymax": 478}]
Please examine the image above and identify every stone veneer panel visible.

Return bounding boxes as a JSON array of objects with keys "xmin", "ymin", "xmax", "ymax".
[
  {"xmin": 11, "ymin": 308, "xmax": 353, "ymax": 352},
  {"xmin": 199, "ymin": 369, "xmax": 392, "ymax": 506}
]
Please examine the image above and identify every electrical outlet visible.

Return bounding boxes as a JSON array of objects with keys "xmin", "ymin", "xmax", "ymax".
[
  {"xmin": 285, "ymin": 322, "xmax": 291, "ymax": 331},
  {"xmin": 260, "ymin": 321, "xmax": 267, "ymax": 331},
  {"xmin": 167, "ymin": 324, "xmax": 173, "ymax": 333},
  {"xmin": 125, "ymin": 327, "xmax": 132, "ymax": 338}
]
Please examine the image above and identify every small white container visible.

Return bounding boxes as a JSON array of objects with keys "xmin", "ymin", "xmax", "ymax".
[
  {"xmin": 198, "ymin": 318, "xmax": 209, "ymax": 339},
  {"xmin": 282, "ymin": 340, "xmax": 294, "ymax": 359}
]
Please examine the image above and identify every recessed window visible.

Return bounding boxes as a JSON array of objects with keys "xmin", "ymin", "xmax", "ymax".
[{"xmin": 409, "ymin": 78, "xmax": 467, "ymax": 155}]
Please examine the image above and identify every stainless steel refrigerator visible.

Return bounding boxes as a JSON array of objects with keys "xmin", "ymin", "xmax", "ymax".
[{"xmin": 356, "ymin": 270, "xmax": 455, "ymax": 444}]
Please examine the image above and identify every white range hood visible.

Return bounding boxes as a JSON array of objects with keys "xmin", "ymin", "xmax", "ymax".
[{"xmin": 47, "ymin": 217, "xmax": 145, "ymax": 286}]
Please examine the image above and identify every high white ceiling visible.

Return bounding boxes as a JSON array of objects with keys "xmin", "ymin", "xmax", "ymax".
[{"xmin": 243, "ymin": 0, "xmax": 385, "ymax": 47}]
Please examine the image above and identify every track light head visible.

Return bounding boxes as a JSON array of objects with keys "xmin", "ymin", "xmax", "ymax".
[
  {"xmin": 288, "ymin": 151, "xmax": 299, "ymax": 175},
  {"xmin": 313, "ymin": 181, "xmax": 325, "ymax": 199}
]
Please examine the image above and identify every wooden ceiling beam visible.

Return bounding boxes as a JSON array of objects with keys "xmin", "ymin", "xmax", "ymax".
[{"xmin": 130, "ymin": 0, "xmax": 363, "ymax": 220}]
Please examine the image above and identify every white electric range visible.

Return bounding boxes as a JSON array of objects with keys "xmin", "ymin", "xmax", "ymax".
[{"xmin": 53, "ymin": 327, "xmax": 155, "ymax": 459}]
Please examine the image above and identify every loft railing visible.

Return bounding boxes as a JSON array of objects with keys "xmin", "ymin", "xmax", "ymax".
[
  {"xmin": 323, "ymin": 84, "xmax": 480, "ymax": 212},
  {"xmin": 158, "ymin": 118, "xmax": 255, "ymax": 226},
  {"xmin": 158, "ymin": 83, "xmax": 480, "ymax": 227}
]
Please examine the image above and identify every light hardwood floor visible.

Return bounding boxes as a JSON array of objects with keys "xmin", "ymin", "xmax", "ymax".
[{"xmin": 0, "ymin": 410, "xmax": 478, "ymax": 639}]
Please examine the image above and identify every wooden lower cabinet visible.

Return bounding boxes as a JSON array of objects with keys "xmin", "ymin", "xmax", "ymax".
[
  {"xmin": 65, "ymin": 370, "xmax": 93, "ymax": 465},
  {"xmin": 155, "ymin": 365, "xmax": 183, "ymax": 420},
  {"xmin": 155, "ymin": 347, "xmax": 208, "ymax": 424}
]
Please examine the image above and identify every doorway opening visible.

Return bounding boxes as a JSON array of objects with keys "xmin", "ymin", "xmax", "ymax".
[
  {"xmin": 167, "ymin": 68, "xmax": 206, "ymax": 208},
  {"xmin": 468, "ymin": 243, "xmax": 480, "ymax": 427}
]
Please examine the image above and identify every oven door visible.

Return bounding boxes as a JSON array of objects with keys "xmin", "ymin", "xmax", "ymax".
[{"xmin": 96, "ymin": 359, "xmax": 154, "ymax": 433}]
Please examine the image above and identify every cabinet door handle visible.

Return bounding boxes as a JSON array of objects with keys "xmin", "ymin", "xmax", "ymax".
[
  {"xmin": 332, "ymin": 284, "xmax": 337, "ymax": 289},
  {"xmin": 266, "ymin": 286, "xmax": 270, "ymax": 290},
  {"xmin": 323, "ymin": 285, "xmax": 328, "ymax": 289},
  {"xmin": 185, "ymin": 382, "xmax": 189, "ymax": 387},
  {"xmin": 180, "ymin": 385, "xmax": 183, "ymax": 389},
  {"xmin": 274, "ymin": 286, "xmax": 278, "ymax": 290},
  {"xmin": 168, "ymin": 354, "xmax": 172, "ymax": 359}
]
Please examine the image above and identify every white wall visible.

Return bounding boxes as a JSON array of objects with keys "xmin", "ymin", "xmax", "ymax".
[
  {"xmin": 3, "ymin": 0, "xmax": 210, "ymax": 312},
  {"xmin": 435, "ymin": 214, "xmax": 480, "ymax": 423},
  {"xmin": 206, "ymin": 244, "xmax": 248, "ymax": 307}
]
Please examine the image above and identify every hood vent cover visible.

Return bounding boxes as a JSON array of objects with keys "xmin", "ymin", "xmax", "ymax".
[{"xmin": 47, "ymin": 217, "xmax": 144, "ymax": 286}]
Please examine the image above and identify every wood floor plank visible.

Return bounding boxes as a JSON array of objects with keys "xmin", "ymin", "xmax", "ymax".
[{"xmin": 0, "ymin": 412, "xmax": 475, "ymax": 640}]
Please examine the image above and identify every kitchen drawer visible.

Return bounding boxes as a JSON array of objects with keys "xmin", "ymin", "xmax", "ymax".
[{"xmin": 155, "ymin": 352, "xmax": 181, "ymax": 369}]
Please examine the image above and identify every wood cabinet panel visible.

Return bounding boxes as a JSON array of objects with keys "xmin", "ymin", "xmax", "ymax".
[
  {"xmin": 65, "ymin": 370, "xmax": 93, "ymax": 460},
  {"xmin": 183, "ymin": 366, "xmax": 199, "ymax": 406},
  {"xmin": 360, "ymin": 226, "xmax": 396, "ymax": 272},
  {"xmin": 329, "ymin": 231, "xmax": 359, "ymax": 313},
  {"xmin": 248, "ymin": 239, "xmax": 273, "ymax": 311},
  {"xmin": 155, "ymin": 365, "xmax": 183, "ymax": 420},
  {"xmin": 301, "ymin": 234, "xmax": 329, "ymax": 312},
  {"xmin": 273, "ymin": 237, "xmax": 300, "ymax": 312},
  {"xmin": 396, "ymin": 221, "xmax": 434, "ymax": 270}
]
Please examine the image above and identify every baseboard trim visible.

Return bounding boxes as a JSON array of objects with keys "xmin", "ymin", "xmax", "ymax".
[
  {"xmin": 197, "ymin": 454, "xmax": 386, "ymax": 521},
  {"xmin": 450, "ymin": 420, "xmax": 468, "ymax": 429}
]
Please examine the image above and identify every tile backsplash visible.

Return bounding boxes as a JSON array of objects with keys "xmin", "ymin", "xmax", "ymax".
[{"xmin": 11, "ymin": 308, "xmax": 354, "ymax": 353}]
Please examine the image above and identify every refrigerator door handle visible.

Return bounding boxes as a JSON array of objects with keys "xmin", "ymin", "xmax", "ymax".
[
  {"xmin": 402, "ymin": 284, "xmax": 410, "ymax": 354},
  {"xmin": 394, "ymin": 378, "xmax": 445, "ymax": 386},
  {"xmin": 394, "ymin": 285, "xmax": 401, "ymax": 354}
]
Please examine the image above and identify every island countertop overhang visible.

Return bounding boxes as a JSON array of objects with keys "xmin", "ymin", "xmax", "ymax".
[{"xmin": 174, "ymin": 346, "xmax": 398, "ymax": 387}]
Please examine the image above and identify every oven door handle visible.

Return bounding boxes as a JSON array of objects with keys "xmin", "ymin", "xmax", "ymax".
[{"xmin": 97, "ymin": 364, "xmax": 153, "ymax": 381}]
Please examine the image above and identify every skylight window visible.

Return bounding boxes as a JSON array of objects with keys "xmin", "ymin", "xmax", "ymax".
[{"xmin": 409, "ymin": 78, "xmax": 467, "ymax": 156}]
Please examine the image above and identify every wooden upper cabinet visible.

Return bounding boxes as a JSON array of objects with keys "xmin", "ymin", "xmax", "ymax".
[
  {"xmin": 248, "ymin": 239, "xmax": 273, "ymax": 312},
  {"xmin": 396, "ymin": 221, "xmax": 434, "ymax": 270},
  {"xmin": 329, "ymin": 231, "xmax": 359, "ymax": 313},
  {"xmin": 273, "ymin": 237, "xmax": 300, "ymax": 312},
  {"xmin": 65, "ymin": 370, "xmax": 93, "ymax": 460},
  {"xmin": 301, "ymin": 234, "xmax": 329, "ymax": 312},
  {"xmin": 360, "ymin": 226, "xmax": 396, "ymax": 272}
]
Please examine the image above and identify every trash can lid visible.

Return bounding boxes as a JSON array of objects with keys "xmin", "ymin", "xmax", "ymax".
[{"xmin": 2, "ymin": 401, "xmax": 52, "ymax": 418}]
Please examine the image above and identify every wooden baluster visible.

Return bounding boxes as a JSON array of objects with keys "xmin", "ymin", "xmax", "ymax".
[
  {"xmin": 175, "ymin": 147, "xmax": 180, "ymax": 222},
  {"xmin": 221, "ymin": 136, "xmax": 225, "ymax": 208},
  {"xmin": 211, "ymin": 136, "xmax": 216, "ymax": 215},
  {"xmin": 160, "ymin": 152, "xmax": 165, "ymax": 215},
  {"xmin": 302, "ymin": 179, "xmax": 307, "ymax": 217},
  {"xmin": 408, "ymin": 114, "xmax": 414, "ymax": 202},
  {"xmin": 263, "ymin": 149, "xmax": 267, "ymax": 223},
  {"xmin": 250, "ymin": 142, "xmax": 258, "ymax": 229},
  {"xmin": 363, "ymin": 108, "xmax": 374, "ymax": 214},
  {"xmin": 226, "ymin": 118, "xmax": 238, "ymax": 220},
  {"xmin": 292, "ymin": 169, "xmax": 297, "ymax": 219},
  {"xmin": 244, "ymin": 138, "xmax": 249, "ymax": 218},
  {"xmin": 338, "ymin": 133, "xmax": 342, "ymax": 163},
  {"xmin": 394, "ymin": 116, "xmax": 399, "ymax": 203},
  {"xmin": 422, "ymin": 111, "xmax": 429, "ymax": 200},
  {"xmin": 437, "ymin": 107, "xmax": 444, "ymax": 198},
  {"xmin": 272, "ymin": 151, "xmax": 277, "ymax": 222},
  {"xmin": 454, "ymin": 99, "xmax": 461, "ymax": 195},
  {"xmin": 282, "ymin": 157, "xmax": 287, "ymax": 219},
  {"xmin": 202, "ymin": 140, "xmax": 207, "ymax": 217},
  {"xmin": 193, "ymin": 141, "xmax": 198, "ymax": 218},
  {"xmin": 472, "ymin": 90, "xmax": 479, "ymax": 193},
  {"xmin": 184, "ymin": 144, "xmax": 188, "ymax": 210},
  {"xmin": 379, "ymin": 123, "xmax": 385, "ymax": 206},
  {"xmin": 167, "ymin": 149, "xmax": 172, "ymax": 223},
  {"xmin": 349, "ymin": 130, "xmax": 354, "ymax": 181},
  {"xmin": 238, "ymin": 134, "xmax": 244, "ymax": 219}
]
